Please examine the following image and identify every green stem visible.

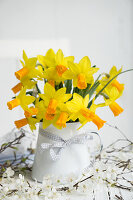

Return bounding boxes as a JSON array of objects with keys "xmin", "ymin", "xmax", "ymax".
[{"xmin": 36, "ymin": 84, "xmax": 41, "ymax": 94}]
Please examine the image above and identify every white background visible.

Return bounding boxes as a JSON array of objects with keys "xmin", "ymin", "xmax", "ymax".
[{"xmin": 0, "ymin": 0, "xmax": 133, "ymax": 145}]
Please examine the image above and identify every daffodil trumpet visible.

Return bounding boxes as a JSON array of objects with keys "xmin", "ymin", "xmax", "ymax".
[{"xmin": 7, "ymin": 49, "xmax": 131, "ymax": 131}]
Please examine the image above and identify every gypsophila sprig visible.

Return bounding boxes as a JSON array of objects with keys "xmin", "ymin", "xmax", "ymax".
[{"xmin": 7, "ymin": 49, "xmax": 133, "ymax": 131}]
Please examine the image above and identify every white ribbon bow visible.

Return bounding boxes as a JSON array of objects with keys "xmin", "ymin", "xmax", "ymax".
[{"xmin": 40, "ymin": 128, "xmax": 102, "ymax": 161}]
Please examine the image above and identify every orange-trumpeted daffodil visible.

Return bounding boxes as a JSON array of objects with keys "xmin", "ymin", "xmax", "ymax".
[
  {"xmin": 56, "ymin": 112, "xmax": 69, "ymax": 128},
  {"xmin": 66, "ymin": 93, "xmax": 106, "ymax": 129},
  {"xmin": 55, "ymin": 103, "xmax": 70, "ymax": 129},
  {"xmin": 64, "ymin": 56, "xmax": 99, "ymax": 89},
  {"xmin": 34, "ymin": 99, "xmax": 58, "ymax": 129},
  {"xmin": 7, "ymin": 87, "xmax": 35, "ymax": 111},
  {"xmin": 39, "ymin": 83, "xmax": 72, "ymax": 115},
  {"xmin": 12, "ymin": 79, "xmax": 37, "ymax": 94},
  {"xmin": 103, "ymin": 87, "xmax": 124, "ymax": 117},
  {"xmin": 97, "ymin": 66, "xmax": 124, "ymax": 94},
  {"xmin": 14, "ymin": 117, "xmax": 39, "ymax": 131},
  {"xmin": 24, "ymin": 107, "xmax": 38, "ymax": 118},
  {"xmin": 38, "ymin": 49, "xmax": 74, "ymax": 84},
  {"xmin": 15, "ymin": 50, "xmax": 43, "ymax": 81}
]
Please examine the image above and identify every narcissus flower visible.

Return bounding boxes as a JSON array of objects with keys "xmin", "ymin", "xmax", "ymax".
[
  {"xmin": 56, "ymin": 112, "xmax": 69, "ymax": 128},
  {"xmin": 14, "ymin": 117, "xmax": 39, "ymax": 131},
  {"xmin": 104, "ymin": 87, "xmax": 124, "ymax": 116},
  {"xmin": 24, "ymin": 107, "xmax": 38, "ymax": 118},
  {"xmin": 97, "ymin": 66, "xmax": 124, "ymax": 93},
  {"xmin": 67, "ymin": 93, "xmax": 106, "ymax": 129},
  {"xmin": 12, "ymin": 78, "xmax": 37, "ymax": 94},
  {"xmin": 7, "ymin": 87, "xmax": 35, "ymax": 111},
  {"xmin": 39, "ymin": 83, "xmax": 72, "ymax": 116},
  {"xmin": 38, "ymin": 49, "xmax": 74, "ymax": 83},
  {"xmin": 55, "ymin": 104, "xmax": 70, "ymax": 129},
  {"xmin": 15, "ymin": 50, "xmax": 42, "ymax": 81},
  {"xmin": 34, "ymin": 99, "xmax": 58, "ymax": 129},
  {"xmin": 64, "ymin": 56, "xmax": 99, "ymax": 89},
  {"xmin": 8, "ymin": 49, "xmax": 126, "ymax": 131}
]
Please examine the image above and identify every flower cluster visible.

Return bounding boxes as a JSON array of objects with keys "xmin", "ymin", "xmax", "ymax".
[
  {"xmin": 0, "ymin": 156, "xmax": 132, "ymax": 200},
  {"xmin": 7, "ymin": 49, "xmax": 124, "ymax": 131}
]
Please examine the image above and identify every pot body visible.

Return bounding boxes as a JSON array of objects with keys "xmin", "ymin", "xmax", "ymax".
[{"xmin": 32, "ymin": 122, "xmax": 93, "ymax": 182}]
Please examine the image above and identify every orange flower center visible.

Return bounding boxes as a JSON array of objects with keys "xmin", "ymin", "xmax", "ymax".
[
  {"xmin": 14, "ymin": 118, "xmax": 28, "ymax": 129},
  {"xmin": 48, "ymin": 80, "xmax": 55, "ymax": 87},
  {"xmin": 12, "ymin": 82, "xmax": 23, "ymax": 94},
  {"xmin": 46, "ymin": 99, "xmax": 58, "ymax": 114},
  {"xmin": 109, "ymin": 102, "xmax": 124, "ymax": 117},
  {"xmin": 56, "ymin": 65, "xmax": 67, "ymax": 77},
  {"xmin": 24, "ymin": 108, "xmax": 38, "ymax": 118},
  {"xmin": 77, "ymin": 73, "xmax": 87, "ymax": 89},
  {"xmin": 91, "ymin": 115, "xmax": 106, "ymax": 130},
  {"xmin": 7, "ymin": 98, "xmax": 20, "ymax": 110},
  {"xmin": 111, "ymin": 80, "xmax": 124, "ymax": 92},
  {"xmin": 80, "ymin": 108, "xmax": 95, "ymax": 121},
  {"xmin": 15, "ymin": 67, "xmax": 29, "ymax": 80},
  {"xmin": 56, "ymin": 112, "xmax": 69, "ymax": 128},
  {"xmin": 45, "ymin": 113, "xmax": 55, "ymax": 120}
]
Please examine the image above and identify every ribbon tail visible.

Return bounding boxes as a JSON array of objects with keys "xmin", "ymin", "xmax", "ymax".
[{"xmin": 50, "ymin": 148, "xmax": 63, "ymax": 161}]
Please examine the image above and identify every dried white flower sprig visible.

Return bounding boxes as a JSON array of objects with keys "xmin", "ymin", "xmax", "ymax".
[
  {"xmin": 0, "ymin": 153, "xmax": 133, "ymax": 200},
  {"xmin": 0, "ymin": 124, "xmax": 133, "ymax": 199}
]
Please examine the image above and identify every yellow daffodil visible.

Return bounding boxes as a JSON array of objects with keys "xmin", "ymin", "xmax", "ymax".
[
  {"xmin": 15, "ymin": 50, "xmax": 43, "ymax": 81},
  {"xmin": 24, "ymin": 107, "xmax": 38, "ymax": 118},
  {"xmin": 14, "ymin": 117, "xmax": 39, "ymax": 131},
  {"xmin": 7, "ymin": 87, "xmax": 35, "ymax": 111},
  {"xmin": 34, "ymin": 84, "xmax": 71, "ymax": 129},
  {"xmin": 8, "ymin": 49, "xmax": 127, "ymax": 131},
  {"xmin": 34, "ymin": 99, "xmax": 58, "ymax": 129},
  {"xmin": 97, "ymin": 66, "xmax": 124, "ymax": 93},
  {"xmin": 55, "ymin": 104, "xmax": 70, "ymax": 129},
  {"xmin": 39, "ymin": 83, "xmax": 72, "ymax": 115},
  {"xmin": 12, "ymin": 79, "xmax": 37, "ymax": 94},
  {"xmin": 104, "ymin": 87, "xmax": 124, "ymax": 116},
  {"xmin": 56, "ymin": 112, "xmax": 69, "ymax": 128},
  {"xmin": 38, "ymin": 49, "xmax": 74, "ymax": 84},
  {"xmin": 66, "ymin": 93, "xmax": 106, "ymax": 129},
  {"xmin": 64, "ymin": 56, "xmax": 99, "ymax": 89},
  {"xmin": 28, "ymin": 117, "xmax": 39, "ymax": 131}
]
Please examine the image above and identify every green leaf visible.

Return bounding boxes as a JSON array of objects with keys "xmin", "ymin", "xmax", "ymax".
[
  {"xmin": 88, "ymin": 81, "xmax": 100, "ymax": 99},
  {"xmin": 1, "ymin": 167, "xmax": 5, "ymax": 172},
  {"xmin": 21, "ymin": 157, "xmax": 27, "ymax": 162},
  {"xmin": 82, "ymin": 84, "xmax": 91, "ymax": 98},
  {"xmin": 55, "ymin": 82, "xmax": 63, "ymax": 90},
  {"xmin": 10, "ymin": 146, "xmax": 18, "ymax": 150},
  {"xmin": 26, "ymin": 91, "xmax": 33, "ymax": 96},
  {"xmin": 73, "ymin": 87, "xmax": 80, "ymax": 94},
  {"xmin": 1, "ymin": 143, "xmax": 8, "ymax": 148},
  {"xmin": 59, "ymin": 82, "xmax": 63, "ymax": 89}
]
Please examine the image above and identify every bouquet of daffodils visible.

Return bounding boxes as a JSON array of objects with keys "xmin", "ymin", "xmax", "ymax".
[{"xmin": 7, "ymin": 49, "xmax": 125, "ymax": 131}]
